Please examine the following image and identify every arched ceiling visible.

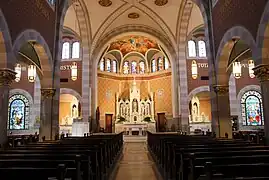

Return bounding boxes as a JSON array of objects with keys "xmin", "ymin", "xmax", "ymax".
[{"xmin": 63, "ymin": 0, "xmax": 204, "ymax": 44}]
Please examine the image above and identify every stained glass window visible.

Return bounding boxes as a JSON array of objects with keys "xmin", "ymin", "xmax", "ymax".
[
  {"xmin": 100, "ymin": 58, "xmax": 105, "ymax": 71},
  {"xmin": 123, "ymin": 61, "xmax": 129, "ymax": 74},
  {"xmin": 131, "ymin": 61, "xmax": 137, "ymax": 74},
  {"xmin": 72, "ymin": 42, "xmax": 80, "ymax": 59},
  {"xmin": 62, "ymin": 42, "xmax": 70, "ymax": 59},
  {"xmin": 164, "ymin": 57, "xmax": 169, "ymax": 70},
  {"xmin": 47, "ymin": 0, "xmax": 55, "ymax": 6},
  {"xmin": 158, "ymin": 57, "xmax": 164, "ymax": 71},
  {"xmin": 112, "ymin": 60, "xmax": 117, "ymax": 73},
  {"xmin": 241, "ymin": 91, "xmax": 263, "ymax": 126},
  {"xmin": 152, "ymin": 59, "xmax": 156, "ymax": 72},
  {"xmin": 139, "ymin": 61, "xmax": 145, "ymax": 74},
  {"xmin": 198, "ymin": 40, "xmax": 207, "ymax": 57},
  {"xmin": 8, "ymin": 94, "xmax": 30, "ymax": 130},
  {"xmin": 188, "ymin": 40, "xmax": 196, "ymax": 57},
  {"xmin": 106, "ymin": 59, "xmax": 111, "ymax": 72}
]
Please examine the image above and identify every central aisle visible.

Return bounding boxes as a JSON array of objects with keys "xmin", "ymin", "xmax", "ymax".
[{"xmin": 112, "ymin": 142, "xmax": 162, "ymax": 180}]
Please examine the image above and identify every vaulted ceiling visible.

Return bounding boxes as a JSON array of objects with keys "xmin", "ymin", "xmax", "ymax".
[{"xmin": 63, "ymin": 0, "xmax": 204, "ymax": 48}]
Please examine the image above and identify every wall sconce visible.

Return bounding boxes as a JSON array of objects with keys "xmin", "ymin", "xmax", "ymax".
[
  {"xmin": 191, "ymin": 60, "xmax": 198, "ymax": 79},
  {"xmin": 71, "ymin": 62, "xmax": 77, "ymax": 81},
  {"xmin": 232, "ymin": 61, "xmax": 241, "ymax": 79},
  {"xmin": 28, "ymin": 65, "xmax": 36, "ymax": 83},
  {"xmin": 14, "ymin": 64, "xmax": 21, "ymax": 82},
  {"xmin": 248, "ymin": 60, "xmax": 255, "ymax": 78}
]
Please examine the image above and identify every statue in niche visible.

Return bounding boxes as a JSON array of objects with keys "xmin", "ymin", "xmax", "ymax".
[
  {"xmin": 72, "ymin": 104, "xmax": 78, "ymax": 118},
  {"xmin": 192, "ymin": 103, "xmax": 198, "ymax": 122},
  {"xmin": 132, "ymin": 99, "xmax": 138, "ymax": 112}
]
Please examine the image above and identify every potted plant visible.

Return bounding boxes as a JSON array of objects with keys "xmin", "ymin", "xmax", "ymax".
[
  {"xmin": 143, "ymin": 116, "xmax": 152, "ymax": 123},
  {"xmin": 116, "ymin": 116, "xmax": 126, "ymax": 124}
]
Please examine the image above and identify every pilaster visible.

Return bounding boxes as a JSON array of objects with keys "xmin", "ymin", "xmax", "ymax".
[{"xmin": 0, "ymin": 69, "xmax": 16, "ymax": 146}]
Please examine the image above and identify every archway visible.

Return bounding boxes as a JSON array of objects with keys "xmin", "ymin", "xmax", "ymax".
[
  {"xmin": 95, "ymin": 33, "xmax": 176, "ymax": 134},
  {"xmin": 188, "ymin": 89, "xmax": 211, "ymax": 134},
  {"xmin": 59, "ymin": 93, "xmax": 81, "ymax": 135}
]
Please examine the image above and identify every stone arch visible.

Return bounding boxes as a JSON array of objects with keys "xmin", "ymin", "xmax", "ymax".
[
  {"xmin": 9, "ymin": 88, "xmax": 35, "ymax": 132},
  {"xmin": 0, "ymin": 9, "xmax": 13, "ymax": 68},
  {"xmin": 188, "ymin": 86, "xmax": 210, "ymax": 101},
  {"xmin": 237, "ymin": 85, "xmax": 262, "ymax": 130},
  {"xmin": 59, "ymin": 0, "xmax": 91, "ymax": 121},
  {"xmin": 215, "ymin": 26, "xmax": 256, "ymax": 85},
  {"xmin": 60, "ymin": 88, "xmax": 82, "ymax": 103},
  {"xmin": 12, "ymin": 29, "xmax": 53, "ymax": 87},
  {"xmin": 91, "ymin": 25, "xmax": 178, "ymax": 120},
  {"xmin": 256, "ymin": 0, "xmax": 269, "ymax": 65},
  {"xmin": 176, "ymin": 0, "xmax": 212, "ymax": 131},
  {"xmin": 229, "ymin": 74, "xmax": 237, "ymax": 116}
]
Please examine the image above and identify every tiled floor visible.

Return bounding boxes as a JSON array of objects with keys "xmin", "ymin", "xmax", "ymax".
[{"xmin": 112, "ymin": 142, "xmax": 162, "ymax": 180}]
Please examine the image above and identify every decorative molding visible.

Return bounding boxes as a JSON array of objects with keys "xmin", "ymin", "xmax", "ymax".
[
  {"xmin": 154, "ymin": 0, "xmax": 168, "ymax": 6},
  {"xmin": 213, "ymin": 85, "xmax": 229, "ymax": 96},
  {"xmin": 41, "ymin": 88, "xmax": 56, "ymax": 99},
  {"xmin": 253, "ymin": 64, "xmax": 269, "ymax": 82},
  {"xmin": 128, "ymin": 12, "xmax": 140, "ymax": 19},
  {"xmin": 98, "ymin": 0, "xmax": 112, "ymax": 7},
  {"xmin": 0, "ymin": 68, "xmax": 16, "ymax": 86}
]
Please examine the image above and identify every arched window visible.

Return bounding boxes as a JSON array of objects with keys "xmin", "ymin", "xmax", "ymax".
[
  {"xmin": 62, "ymin": 42, "xmax": 70, "ymax": 59},
  {"xmin": 123, "ymin": 61, "xmax": 129, "ymax": 74},
  {"xmin": 158, "ymin": 57, "xmax": 164, "ymax": 71},
  {"xmin": 152, "ymin": 59, "xmax": 157, "ymax": 72},
  {"xmin": 131, "ymin": 61, "xmax": 137, "ymax": 74},
  {"xmin": 8, "ymin": 94, "xmax": 30, "ymax": 130},
  {"xmin": 106, "ymin": 59, "xmax": 111, "ymax": 72},
  {"xmin": 139, "ymin": 61, "xmax": 145, "ymax": 74},
  {"xmin": 72, "ymin": 42, "xmax": 80, "ymax": 59},
  {"xmin": 164, "ymin": 57, "xmax": 169, "ymax": 70},
  {"xmin": 241, "ymin": 91, "xmax": 263, "ymax": 126},
  {"xmin": 188, "ymin": 40, "xmax": 197, "ymax": 57},
  {"xmin": 112, "ymin": 60, "xmax": 117, "ymax": 73},
  {"xmin": 99, "ymin": 58, "xmax": 105, "ymax": 71},
  {"xmin": 47, "ymin": 0, "xmax": 55, "ymax": 6},
  {"xmin": 198, "ymin": 40, "xmax": 207, "ymax": 57}
]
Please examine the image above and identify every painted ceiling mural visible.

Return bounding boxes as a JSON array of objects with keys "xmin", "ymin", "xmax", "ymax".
[{"xmin": 108, "ymin": 36, "xmax": 160, "ymax": 56}]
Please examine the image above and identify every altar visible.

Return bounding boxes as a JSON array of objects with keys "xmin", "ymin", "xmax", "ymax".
[{"xmin": 115, "ymin": 78, "xmax": 156, "ymax": 134}]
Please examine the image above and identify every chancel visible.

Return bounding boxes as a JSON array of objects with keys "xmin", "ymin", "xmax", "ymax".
[{"xmin": 2, "ymin": 0, "xmax": 269, "ymax": 179}]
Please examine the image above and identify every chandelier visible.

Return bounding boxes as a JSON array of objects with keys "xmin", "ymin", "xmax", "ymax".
[
  {"xmin": 14, "ymin": 64, "xmax": 21, "ymax": 82},
  {"xmin": 248, "ymin": 60, "xmax": 255, "ymax": 78},
  {"xmin": 232, "ymin": 61, "xmax": 241, "ymax": 79},
  {"xmin": 71, "ymin": 62, "xmax": 78, "ymax": 81},
  {"xmin": 191, "ymin": 60, "xmax": 198, "ymax": 79},
  {"xmin": 28, "ymin": 65, "xmax": 36, "ymax": 83}
]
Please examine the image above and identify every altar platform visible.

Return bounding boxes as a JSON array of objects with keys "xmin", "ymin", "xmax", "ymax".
[{"xmin": 123, "ymin": 135, "xmax": 147, "ymax": 142}]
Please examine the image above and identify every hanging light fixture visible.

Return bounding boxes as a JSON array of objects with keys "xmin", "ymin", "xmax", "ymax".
[
  {"xmin": 248, "ymin": 60, "xmax": 255, "ymax": 78},
  {"xmin": 232, "ymin": 61, "xmax": 241, "ymax": 79},
  {"xmin": 14, "ymin": 64, "xmax": 21, "ymax": 82},
  {"xmin": 191, "ymin": 60, "xmax": 198, "ymax": 79},
  {"xmin": 71, "ymin": 62, "xmax": 78, "ymax": 81},
  {"xmin": 28, "ymin": 65, "xmax": 36, "ymax": 83}
]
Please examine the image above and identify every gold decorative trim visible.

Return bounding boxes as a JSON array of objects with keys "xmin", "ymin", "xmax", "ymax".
[
  {"xmin": 41, "ymin": 88, "xmax": 56, "ymax": 99},
  {"xmin": 128, "ymin": 12, "xmax": 140, "ymax": 19},
  {"xmin": 98, "ymin": 0, "xmax": 112, "ymax": 7},
  {"xmin": 155, "ymin": 0, "xmax": 168, "ymax": 6},
  {"xmin": 253, "ymin": 64, "xmax": 269, "ymax": 82},
  {"xmin": 213, "ymin": 85, "xmax": 229, "ymax": 96},
  {"xmin": 0, "ymin": 68, "xmax": 16, "ymax": 86}
]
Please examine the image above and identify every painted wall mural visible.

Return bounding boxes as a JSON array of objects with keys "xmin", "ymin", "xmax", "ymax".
[{"xmin": 108, "ymin": 36, "xmax": 160, "ymax": 56}]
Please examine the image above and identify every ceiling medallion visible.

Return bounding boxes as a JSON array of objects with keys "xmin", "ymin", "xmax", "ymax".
[
  {"xmin": 98, "ymin": 0, "xmax": 112, "ymax": 7},
  {"xmin": 155, "ymin": 0, "xmax": 168, "ymax": 6},
  {"xmin": 128, "ymin": 13, "xmax": 140, "ymax": 19}
]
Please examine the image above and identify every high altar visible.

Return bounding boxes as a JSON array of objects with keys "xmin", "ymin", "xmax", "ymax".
[{"xmin": 115, "ymin": 79, "xmax": 156, "ymax": 135}]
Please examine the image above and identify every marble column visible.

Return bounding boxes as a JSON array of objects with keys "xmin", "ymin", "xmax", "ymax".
[
  {"xmin": 253, "ymin": 64, "xmax": 269, "ymax": 144},
  {"xmin": 39, "ymin": 88, "xmax": 56, "ymax": 140},
  {"xmin": 0, "ymin": 69, "xmax": 16, "ymax": 146},
  {"xmin": 212, "ymin": 85, "xmax": 232, "ymax": 138}
]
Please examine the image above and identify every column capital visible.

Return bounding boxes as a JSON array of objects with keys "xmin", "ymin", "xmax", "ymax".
[
  {"xmin": 41, "ymin": 88, "xmax": 56, "ymax": 99},
  {"xmin": 0, "ymin": 68, "xmax": 16, "ymax": 86},
  {"xmin": 253, "ymin": 64, "xmax": 269, "ymax": 82},
  {"xmin": 213, "ymin": 85, "xmax": 229, "ymax": 96}
]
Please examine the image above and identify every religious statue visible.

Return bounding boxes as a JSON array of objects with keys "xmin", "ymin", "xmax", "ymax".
[
  {"xmin": 132, "ymin": 99, "xmax": 138, "ymax": 112},
  {"xmin": 72, "ymin": 104, "xmax": 78, "ymax": 118}
]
